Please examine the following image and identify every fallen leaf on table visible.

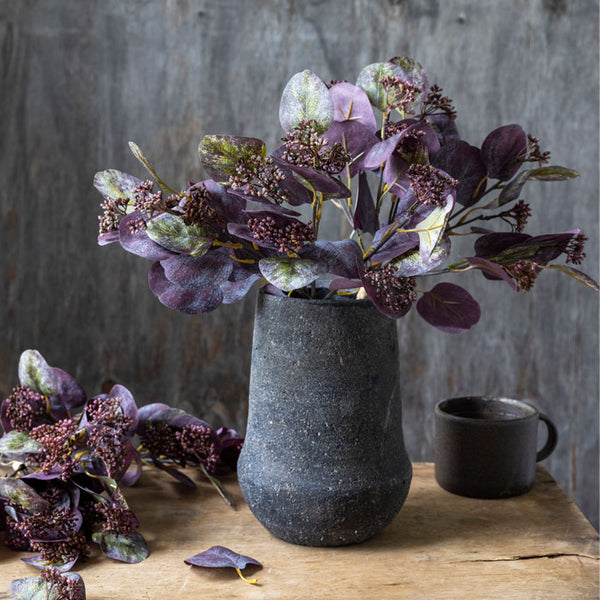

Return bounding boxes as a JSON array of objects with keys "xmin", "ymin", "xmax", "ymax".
[{"xmin": 184, "ymin": 545, "xmax": 262, "ymax": 584}]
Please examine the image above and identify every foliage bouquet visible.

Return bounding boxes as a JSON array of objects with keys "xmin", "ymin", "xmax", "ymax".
[
  {"xmin": 96, "ymin": 57, "xmax": 597, "ymax": 332},
  {"xmin": 0, "ymin": 350, "xmax": 242, "ymax": 583}
]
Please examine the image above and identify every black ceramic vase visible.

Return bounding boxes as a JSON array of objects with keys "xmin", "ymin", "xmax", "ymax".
[{"xmin": 237, "ymin": 289, "xmax": 412, "ymax": 546}]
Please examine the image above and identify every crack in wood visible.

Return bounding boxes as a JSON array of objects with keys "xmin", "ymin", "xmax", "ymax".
[{"xmin": 456, "ymin": 552, "xmax": 599, "ymax": 563}]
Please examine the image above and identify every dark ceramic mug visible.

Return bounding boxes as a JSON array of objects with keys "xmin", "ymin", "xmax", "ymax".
[{"xmin": 434, "ymin": 396, "xmax": 558, "ymax": 498}]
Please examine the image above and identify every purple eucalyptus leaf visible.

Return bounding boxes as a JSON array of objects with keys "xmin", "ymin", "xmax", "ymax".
[
  {"xmin": 391, "ymin": 236, "xmax": 451, "ymax": 276},
  {"xmin": 279, "ymin": 70, "xmax": 334, "ymax": 134},
  {"xmin": 274, "ymin": 164, "xmax": 314, "ymax": 206},
  {"xmin": 466, "ymin": 256, "xmax": 518, "ymax": 288},
  {"xmin": 201, "ymin": 180, "xmax": 247, "ymax": 222},
  {"xmin": 198, "ymin": 135, "xmax": 265, "ymax": 181},
  {"xmin": 93, "ymin": 169, "xmax": 142, "ymax": 203},
  {"xmin": 118, "ymin": 212, "xmax": 176, "ymax": 261},
  {"xmin": 119, "ymin": 450, "xmax": 143, "ymax": 486},
  {"xmin": 363, "ymin": 133, "xmax": 402, "ymax": 169},
  {"xmin": 474, "ymin": 232, "xmax": 532, "ymax": 258},
  {"xmin": 161, "ymin": 253, "xmax": 233, "ymax": 288},
  {"xmin": 329, "ymin": 81, "xmax": 377, "ymax": 130},
  {"xmin": 259, "ymin": 257, "xmax": 326, "ymax": 291},
  {"xmin": 0, "ymin": 478, "xmax": 49, "ymax": 513},
  {"xmin": 152, "ymin": 458, "xmax": 197, "ymax": 487},
  {"xmin": 322, "ymin": 120, "xmax": 379, "ymax": 177},
  {"xmin": 431, "ymin": 141, "xmax": 487, "ymax": 207},
  {"xmin": 137, "ymin": 402, "xmax": 171, "ymax": 424},
  {"xmin": 370, "ymin": 228, "xmax": 419, "ymax": 264},
  {"xmin": 148, "ymin": 262, "xmax": 225, "ymax": 314},
  {"xmin": 21, "ymin": 555, "xmax": 78, "ymax": 572},
  {"xmin": 425, "ymin": 114, "xmax": 461, "ymax": 146},
  {"xmin": 10, "ymin": 572, "xmax": 86, "ymax": 600},
  {"xmin": 51, "ymin": 367, "xmax": 87, "ymax": 411},
  {"xmin": 18, "ymin": 350, "xmax": 59, "ymax": 396},
  {"xmin": 262, "ymin": 284, "xmax": 287, "ymax": 296},
  {"xmin": 216, "ymin": 427, "xmax": 244, "ymax": 471},
  {"xmin": 481, "ymin": 124, "xmax": 527, "ymax": 181},
  {"xmin": 301, "ymin": 239, "xmax": 363, "ymax": 279},
  {"xmin": 354, "ymin": 172, "xmax": 379, "ymax": 234},
  {"xmin": 522, "ymin": 231, "xmax": 579, "ymax": 264},
  {"xmin": 416, "ymin": 282, "xmax": 481, "ymax": 333},
  {"xmin": 360, "ymin": 273, "xmax": 414, "ymax": 319},
  {"xmin": 544, "ymin": 264, "xmax": 599, "ymax": 291},
  {"xmin": 146, "ymin": 213, "xmax": 212, "ymax": 257},
  {"xmin": 184, "ymin": 545, "xmax": 262, "ymax": 571},
  {"xmin": 92, "ymin": 530, "xmax": 149, "ymax": 563},
  {"xmin": 276, "ymin": 160, "xmax": 351, "ymax": 197},
  {"xmin": 106, "ymin": 384, "xmax": 138, "ymax": 434},
  {"xmin": 328, "ymin": 278, "xmax": 362, "ymax": 292},
  {"xmin": 98, "ymin": 230, "xmax": 120, "ymax": 246},
  {"xmin": 221, "ymin": 270, "xmax": 261, "ymax": 304}
]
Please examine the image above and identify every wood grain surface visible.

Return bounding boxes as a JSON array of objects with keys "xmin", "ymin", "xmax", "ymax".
[
  {"xmin": 0, "ymin": 0, "xmax": 598, "ymax": 530},
  {"xmin": 1, "ymin": 464, "xmax": 598, "ymax": 599}
]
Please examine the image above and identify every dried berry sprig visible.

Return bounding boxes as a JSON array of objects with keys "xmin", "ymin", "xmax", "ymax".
[
  {"xmin": 421, "ymin": 83, "xmax": 457, "ymax": 120},
  {"xmin": 282, "ymin": 119, "xmax": 350, "ymax": 174},
  {"xmin": 229, "ymin": 154, "xmax": 289, "ymax": 204},
  {"xmin": 1, "ymin": 349, "xmax": 244, "ymax": 594}
]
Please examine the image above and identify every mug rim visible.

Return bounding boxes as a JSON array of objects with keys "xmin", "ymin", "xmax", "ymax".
[{"xmin": 435, "ymin": 396, "xmax": 538, "ymax": 424}]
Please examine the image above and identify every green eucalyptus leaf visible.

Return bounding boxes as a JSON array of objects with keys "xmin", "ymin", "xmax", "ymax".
[
  {"xmin": 493, "ymin": 169, "xmax": 533, "ymax": 208},
  {"xmin": 128, "ymin": 141, "xmax": 178, "ymax": 197},
  {"xmin": 93, "ymin": 169, "xmax": 141, "ymax": 206},
  {"xmin": 146, "ymin": 213, "xmax": 212, "ymax": 257},
  {"xmin": 544, "ymin": 264, "xmax": 599, "ymax": 291},
  {"xmin": 10, "ymin": 573, "xmax": 85, "ymax": 600},
  {"xmin": 392, "ymin": 236, "xmax": 451, "ymax": 276},
  {"xmin": 198, "ymin": 135, "xmax": 265, "ymax": 181},
  {"xmin": 279, "ymin": 70, "xmax": 334, "ymax": 134},
  {"xmin": 410, "ymin": 201, "xmax": 454, "ymax": 261},
  {"xmin": 0, "ymin": 476, "xmax": 48, "ymax": 512},
  {"xmin": 18, "ymin": 349, "xmax": 58, "ymax": 396},
  {"xmin": 92, "ymin": 531, "xmax": 149, "ymax": 563},
  {"xmin": 258, "ymin": 257, "xmax": 326, "ymax": 291},
  {"xmin": 0, "ymin": 430, "xmax": 42, "ymax": 455},
  {"xmin": 528, "ymin": 165, "xmax": 580, "ymax": 181},
  {"xmin": 356, "ymin": 62, "xmax": 398, "ymax": 112}
]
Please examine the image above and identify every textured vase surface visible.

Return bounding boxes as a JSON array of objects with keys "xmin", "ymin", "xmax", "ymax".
[{"xmin": 237, "ymin": 290, "xmax": 412, "ymax": 546}]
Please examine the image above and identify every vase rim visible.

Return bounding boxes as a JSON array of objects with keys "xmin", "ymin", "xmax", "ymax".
[{"xmin": 259, "ymin": 286, "xmax": 375, "ymax": 308}]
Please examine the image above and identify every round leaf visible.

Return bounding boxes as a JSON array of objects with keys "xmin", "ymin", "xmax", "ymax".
[{"xmin": 279, "ymin": 70, "xmax": 334, "ymax": 134}]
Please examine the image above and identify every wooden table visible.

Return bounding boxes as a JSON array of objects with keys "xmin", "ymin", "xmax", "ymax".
[{"xmin": 0, "ymin": 463, "xmax": 598, "ymax": 599}]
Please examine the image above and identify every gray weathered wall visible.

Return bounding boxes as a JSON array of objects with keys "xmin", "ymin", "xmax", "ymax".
[{"xmin": 1, "ymin": 0, "xmax": 598, "ymax": 529}]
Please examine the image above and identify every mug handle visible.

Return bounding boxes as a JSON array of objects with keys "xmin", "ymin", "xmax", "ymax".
[{"xmin": 536, "ymin": 413, "xmax": 558, "ymax": 461}]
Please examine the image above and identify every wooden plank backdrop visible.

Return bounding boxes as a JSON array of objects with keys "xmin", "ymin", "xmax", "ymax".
[{"xmin": 0, "ymin": 0, "xmax": 598, "ymax": 531}]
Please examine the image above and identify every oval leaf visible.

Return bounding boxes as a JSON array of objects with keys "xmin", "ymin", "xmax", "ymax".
[
  {"xmin": 0, "ymin": 477, "xmax": 49, "ymax": 512},
  {"xmin": 356, "ymin": 62, "xmax": 398, "ymax": 111},
  {"xmin": 146, "ymin": 213, "xmax": 212, "ymax": 257},
  {"xmin": 480, "ymin": 124, "xmax": 527, "ymax": 181},
  {"xmin": 18, "ymin": 350, "xmax": 58, "ymax": 396},
  {"xmin": 93, "ymin": 169, "xmax": 141, "ymax": 204},
  {"xmin": 279, "ymin": 70, "xmax": 334, "ymax": 134},
  {"xmin": 416, "ymin": 282, "xmax": 481, "ymax": 333},
  {"xmin": 198, "ymin": 135, "xmax": 265, "ymax": 181},
  {"xmin": 92, "ymin": 531, "xmax": 149, "ymax": 564},
  {"xmin": 10, "ymin": 573, "xmax": 85, "ymax": 600},
  {"xmin": 258, "ymin": 257, "xmax": 326, "ymax": 291},
  {"xmin": 185, "ymin": 545, "xmax": 261, "ymax": 570}
]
